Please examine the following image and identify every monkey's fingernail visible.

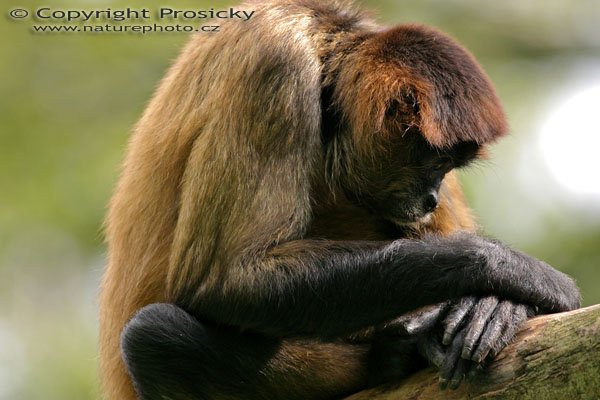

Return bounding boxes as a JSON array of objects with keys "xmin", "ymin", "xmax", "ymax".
[
  {"xmin": 442, "ymin": 332, "xmax": 452, "ymax": 345},
  {"xmin": 404, "ymin": 322, "xmax": 418, "ymax": 335},
  {"xmin": 461, "ymin": 346, "xmax": 472, "ymax": 359},
  {"xmin": 439, "ymin": 378, "xmax": 448, "ymax": 390},
  {"xmin": 467, "ymin": 369, "xmax": 478, "ymax": 382},
  {"xmin": 449, "ymin": 377, "xmax": 462, "ymax": 390}
]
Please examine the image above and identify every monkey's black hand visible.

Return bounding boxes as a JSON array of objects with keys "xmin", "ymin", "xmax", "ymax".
[
  {"xmin": 423, "ymin": 296, "xmax": 534, "ymax": 390},
  {"xmin": 373, "ymin": 296, "xmax": 533, "ymax": 389}
]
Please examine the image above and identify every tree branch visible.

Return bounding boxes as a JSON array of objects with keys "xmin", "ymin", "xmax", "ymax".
[{"xmin": 346, "ymin": 304, "xmax": 600, "ymax": 400}]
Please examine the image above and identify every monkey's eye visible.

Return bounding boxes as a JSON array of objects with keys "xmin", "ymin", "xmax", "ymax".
[{"xmin": 434, "ymin": 157, "xmax": 454, "ymax": 172}]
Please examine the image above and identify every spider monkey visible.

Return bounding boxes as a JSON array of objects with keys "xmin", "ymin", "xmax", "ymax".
[{"xmin": 99, "ymin": 1, "xmax": 580, "ymax": 399}]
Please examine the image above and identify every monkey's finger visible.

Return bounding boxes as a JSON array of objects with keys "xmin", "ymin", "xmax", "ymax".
[
  {"xmin": 439, "ymin": 328, "xmax": 466, "ymax": 389},
  {"xmin": 461, "ymin": 296, "xmax": 499, "ymax": 360},
  {"xmin": 442, "ymin": 296, "xmax": 476, "ymax": 345},
  {"xmin": 448, "ymin": 358, "xmax": 470, "ymax": 390},
  {"xmin": 470, "ymin": 300, "xmax": 512, "ymax": 363},
  {"xmin": 484, "ymin": 303, "xmax": 529, "ymax": 361},
  {"xmin": 526, "ymin": 305, "xmax": 537, "ymax": 318},
  {"xmin": 466, "ymin": 362, "xmax": 484, "ymax": 382},
  {"xmin": 417, "ymin": 336, "xmax": 446, "ymax": 368},
  {"xmin": 393, "ymin": 302, "xmax": 448, "ymax": 336},
  {"xmin": 470, "ymin": 302, "xmax": 529, "ymax": 371}
]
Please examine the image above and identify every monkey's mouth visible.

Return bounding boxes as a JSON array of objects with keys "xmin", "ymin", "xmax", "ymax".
[
  {"xmin": 360, "ymin": 195, "xmax": 433, "ymax": 227},
  {"xmin": 377, "ymin": 194, "xmax": 434, "ymax": 227},
  {"xmin": 386, "ymin": 210, "xmax": 433, "ymax": 227}
]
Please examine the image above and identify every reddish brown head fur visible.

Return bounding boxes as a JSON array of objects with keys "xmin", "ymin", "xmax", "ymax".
[{"xmin": 332, "ymin": 24, "xmax": 507, "ymax": 149}]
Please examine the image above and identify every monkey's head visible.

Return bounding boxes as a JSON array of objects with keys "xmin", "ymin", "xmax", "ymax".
[{"xmin": 327, "ymin": 24, "xmax": 507, "ymax": 226}]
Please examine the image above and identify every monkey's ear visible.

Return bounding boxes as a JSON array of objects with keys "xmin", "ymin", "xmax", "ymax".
[{"xmin": 334, "ymin": 24, "xmax": 508, "ymax": 148}]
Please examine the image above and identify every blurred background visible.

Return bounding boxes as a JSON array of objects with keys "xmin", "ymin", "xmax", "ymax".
[{"xmin": 1, "ymin": 0, "xmax": 599, "ymax": 398}]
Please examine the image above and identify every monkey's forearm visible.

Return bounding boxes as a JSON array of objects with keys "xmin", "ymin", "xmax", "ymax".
[{"xmin": 190, "ymin": 233, "xmax": 579, "ymax": 339}]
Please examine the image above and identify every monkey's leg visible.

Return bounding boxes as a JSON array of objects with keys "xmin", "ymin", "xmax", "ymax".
[{"xmin": 121, "ymin": 303, "xmax": 372, "ymax": 400}]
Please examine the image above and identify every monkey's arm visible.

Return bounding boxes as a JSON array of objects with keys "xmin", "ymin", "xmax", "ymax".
[{"xmin": 188, "ymin": 233, "xmax": 579, "ymax": 339}]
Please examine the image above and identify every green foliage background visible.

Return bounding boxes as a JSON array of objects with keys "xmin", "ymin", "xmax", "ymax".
[{"xmin": 1, "ymin": 0, "xmax": 599, "ymax": 398}]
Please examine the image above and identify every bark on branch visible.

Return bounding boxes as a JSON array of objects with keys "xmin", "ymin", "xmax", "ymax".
[{"xmin": 346, "ymin": 304, "xmax": 600, "ymax": 400}]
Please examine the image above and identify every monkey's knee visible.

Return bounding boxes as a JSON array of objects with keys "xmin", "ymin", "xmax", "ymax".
[
  {"xmin": 121, "ymin": 303, "xmax": 279, "ymax": 400},
  {"xmin": 121, "ymin": 303, "xmax": 210, "ymax": 399},
  {"xmin": 121, "ymin": 303, "xmax": 206, "ymax": 361}
]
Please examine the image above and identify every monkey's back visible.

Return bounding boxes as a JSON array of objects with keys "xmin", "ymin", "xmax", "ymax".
[{"xmin": 99, "ymin": 2, "xmax": 379, "ymax": 399}]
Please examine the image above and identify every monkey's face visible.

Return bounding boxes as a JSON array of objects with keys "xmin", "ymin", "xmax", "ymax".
[{"xmin": 342, "ymin": 132, "xmax": 480, "ymax": 226}]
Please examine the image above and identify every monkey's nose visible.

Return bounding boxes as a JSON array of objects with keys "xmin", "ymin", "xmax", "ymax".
[{"xmin": 423, "ymin": 191, "xmax": 439, "ymax": 213}]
